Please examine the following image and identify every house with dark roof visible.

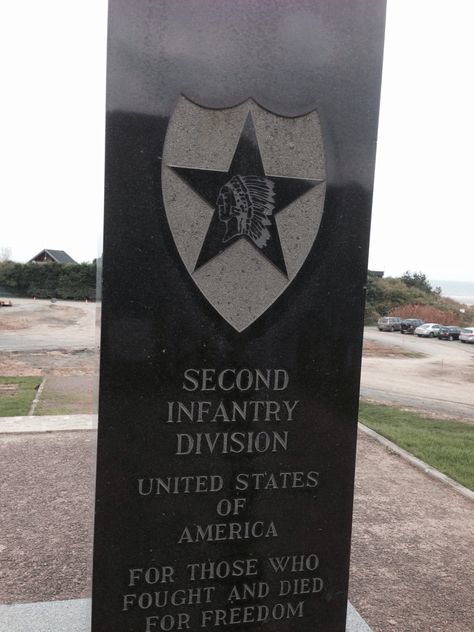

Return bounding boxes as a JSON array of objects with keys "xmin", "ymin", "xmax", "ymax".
[{"xmin": 28, "ymin": 249, "xmax": 78, "ymax": 264}]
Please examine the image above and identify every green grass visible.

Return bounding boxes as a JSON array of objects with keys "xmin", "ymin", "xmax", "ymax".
[
  {"xmin": 359, "ymin": 401, "xmax": 474, "ymax": 491},
  {"xmin": 0, "ymin": 376, "xmax": 43, "ymax": 416}
]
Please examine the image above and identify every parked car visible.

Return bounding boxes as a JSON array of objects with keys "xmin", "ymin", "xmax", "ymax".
[
  {"xmin": 400, "ymin": 318, "xmax": 424, "ymax": 334},
  {"xmin": 377, "ymin": 316, "xmax": 402, "ymax": 332},
  {"xmin": 437, "ymin": 326, "xmax": 461, "ymax": 341},
  {"xmin": 414, "ymin": 323, "xmax": 442, "ymax": 338},
  {"xmin": 460, "ymin": 327, "xmax": 474, "ymax": 343}
]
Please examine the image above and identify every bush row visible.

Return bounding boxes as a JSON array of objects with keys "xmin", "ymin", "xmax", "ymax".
[
  {"xmin": 1, "ymin": 263, "xmax": 472, "ymax": 325},
  {"xmin": 0, "ymin": 261, "xmax": 96, "ymax": 300}
]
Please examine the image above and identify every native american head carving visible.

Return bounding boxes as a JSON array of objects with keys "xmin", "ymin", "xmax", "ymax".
[{"xmin": 216, "ymin": 175, "xmax": 275, "ymax": 248}]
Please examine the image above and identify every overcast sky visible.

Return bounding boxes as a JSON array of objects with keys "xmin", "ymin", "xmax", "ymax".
[{"xmin": 1, "ymin": 1, "xmax": 473, "ymax": 282}]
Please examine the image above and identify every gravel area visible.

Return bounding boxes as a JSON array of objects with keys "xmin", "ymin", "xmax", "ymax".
[
  {"xmin": 0, "ymin": 432, "xmax": 95, "ymax": 604},
  {"xmin": 350, "ymin": 433, "xmax": 474, "ymax": 631}
]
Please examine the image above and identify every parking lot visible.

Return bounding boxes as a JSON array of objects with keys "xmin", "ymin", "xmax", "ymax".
[{"xmin": 361, "ymin": 328, "xmax": 474, "ymax": 421}]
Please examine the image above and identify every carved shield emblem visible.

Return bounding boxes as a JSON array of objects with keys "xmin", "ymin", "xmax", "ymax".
[{"xmin": 162, "ymin": 97, "xmax": 326, "ymax": 332}]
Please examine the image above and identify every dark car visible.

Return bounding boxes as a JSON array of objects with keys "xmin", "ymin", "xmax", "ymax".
[
  {"xmin": 400, "ymin": 318, "xmax": 424, "ymax": 334},
  {"xmin": 437, "ymin": 326, "xmax": 461, "ymax": 341}
]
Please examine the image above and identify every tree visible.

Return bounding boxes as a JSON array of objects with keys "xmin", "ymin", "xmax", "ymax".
[{"xmin": 401, "ymin": 271, "xmax": 433, "ymax": 294}]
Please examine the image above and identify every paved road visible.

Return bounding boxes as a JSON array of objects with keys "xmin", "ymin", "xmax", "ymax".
[{"xmin": 361, "ymin": 328, "xmax": 474, "ymax": 421}]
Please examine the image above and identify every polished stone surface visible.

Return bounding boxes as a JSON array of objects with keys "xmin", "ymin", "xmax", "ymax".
[{"xmin": 94, "ymin": 2, "xmax": 386, "ymax": 631}]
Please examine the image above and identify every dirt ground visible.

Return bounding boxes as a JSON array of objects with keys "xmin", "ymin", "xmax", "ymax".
[
  {"xmin": 0, "ymin": 348, "xmax": 97, "ymax": 377},
  {"xmin": 0, "ymin": 430, "xmax": 472, "ymax": 631},
  {"xmin": 0, "ymin": 299, "xmax": 97, "ymax": 353},
  {"xmin": 0, "ymin": 303, "xmax": 85, "ymax": 332},
  {"xmin": 362, "ymin": 337, "xmax": 426, "ymax": 358},
  {"xmin": 34, "ymin": 376, "xmax": 96, "ymax": 415}
]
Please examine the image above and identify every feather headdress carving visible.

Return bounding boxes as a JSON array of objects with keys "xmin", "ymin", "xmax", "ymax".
[{"xmin": 217, "ymin": 175, "xmax": 275, "ymax": 248}]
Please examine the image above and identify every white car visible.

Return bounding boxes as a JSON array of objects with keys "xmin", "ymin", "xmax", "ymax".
[
  {"xmin": 460, "ymin": 327, "xmax": 474, "ymax": 343},
  {"xmin": 414, "ymin": 323, "xmax": 442, "ymax": 338}
]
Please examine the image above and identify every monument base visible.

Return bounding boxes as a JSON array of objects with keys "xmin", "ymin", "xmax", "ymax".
[{"xmin": 0, "ymin": 598, "xmax": 372, "ymax": 632}]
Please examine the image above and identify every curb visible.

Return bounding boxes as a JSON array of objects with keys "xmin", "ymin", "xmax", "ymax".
[
  {"xmin": 28, "ymin": 378, "xmax": 46, "ymax": 416},
  {"xmin": 358, "ymin": 422, "xmax": 474, "ymax": 502}
]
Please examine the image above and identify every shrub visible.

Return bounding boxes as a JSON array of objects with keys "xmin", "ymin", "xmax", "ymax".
[
  {"xmin": 388, "ymin": 304, "xmax": 464, "ymax": 326},
  {"xmin": 0, "ymin": 261, "xmax": 96, "ymax": 301},
  {"xmin": 366, "ymin": 271, "xmax": 473, "ymax": 326}
]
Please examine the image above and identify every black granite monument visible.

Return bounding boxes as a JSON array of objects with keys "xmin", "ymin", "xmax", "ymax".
[{"xmin": 92, "ymin": 2, "xmax": 386, "ymax": 631}]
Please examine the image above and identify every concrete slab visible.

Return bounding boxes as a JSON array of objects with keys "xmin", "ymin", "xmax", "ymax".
[
  {"xmin": 0, "ymin": 414, "xmax": 97, "ymax": 434},
  {"xmin": 0, "ymin": 599, "xmax": 90, "ymax": 632},
  {"xmin": 0, "ymin": 598, "xmax": 372, "ymax": 631},
  {"xmin": 347, "ymin": 602, "xmax": 373, "ymax": 631}
]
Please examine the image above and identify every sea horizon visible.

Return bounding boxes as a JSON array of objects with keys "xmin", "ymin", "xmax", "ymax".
[{"xmin": 430, "ymin": 279, "xmax": 474, "ymax": 306}]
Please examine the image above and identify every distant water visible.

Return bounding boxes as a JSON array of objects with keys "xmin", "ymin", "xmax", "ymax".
[{"xmin": 431, "ymin": 280, "xmax": 474, "ymax": 306}]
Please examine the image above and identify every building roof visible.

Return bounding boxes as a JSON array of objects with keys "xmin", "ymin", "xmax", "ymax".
[{"xmin": 29, "ymin": 249, "xmax": 78, "ymax": 264}]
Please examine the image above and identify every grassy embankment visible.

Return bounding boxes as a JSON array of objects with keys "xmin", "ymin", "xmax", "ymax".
[
  {"xmin": 0, "ymin": 376, "xmax": 42, "ymax": 416},
  {"xmin": 359, "ymin": 401, "xmax": 474, "ymax": 491}
]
